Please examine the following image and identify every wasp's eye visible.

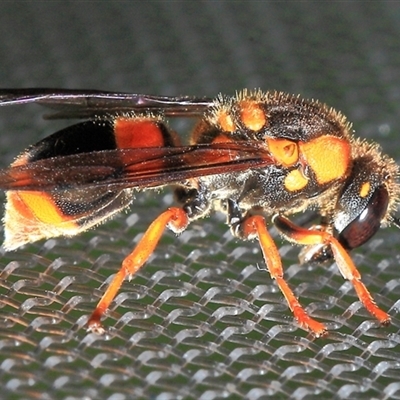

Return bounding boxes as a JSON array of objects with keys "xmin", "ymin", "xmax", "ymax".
[{"xmin": 338, "ymin": 186, "xmax": 389, "ymax": 250}]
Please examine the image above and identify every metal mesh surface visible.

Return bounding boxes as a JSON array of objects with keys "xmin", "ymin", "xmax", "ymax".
[
  {"xmin": 0, "ymin": 2, "xmax": 400, "ymax": 399},
  {"xmin": 1, "ymin": 198, "xmax": 400, "ymax": 400}
]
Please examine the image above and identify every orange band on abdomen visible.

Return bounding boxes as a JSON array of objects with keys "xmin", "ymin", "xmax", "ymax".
[
  {"xmin": 114, "ymin": 118, "xmax": 166, "ymax": 149},
  {"xmin": 11, "ymin": 191, "xmax": 78, "ymax": 229}
]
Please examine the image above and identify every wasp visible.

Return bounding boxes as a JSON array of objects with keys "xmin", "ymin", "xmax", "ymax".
[{"xmin": 0, "ymin": 88, "xmax": 398, "ymax": 337}]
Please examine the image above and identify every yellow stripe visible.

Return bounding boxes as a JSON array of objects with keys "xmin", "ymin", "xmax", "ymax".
[{"xmin": 17, "ymin": 191, "xmax": 77, "ymax": 229}]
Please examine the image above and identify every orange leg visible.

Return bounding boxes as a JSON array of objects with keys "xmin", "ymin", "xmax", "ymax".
[
  {"xmin": 87, "ymin": 207, "xmax": 189, "ymax": 333},
  {"xmin": 273, "ymin": 215, "xmax": 390, "ymax": 326},
  {"xmin": 242, "ymin": 215, "xmax": 327, "ymax": 337}
]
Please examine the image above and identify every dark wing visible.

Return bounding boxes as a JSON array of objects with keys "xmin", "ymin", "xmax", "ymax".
[
  {"xmin": 0, "ymin": 88, "xmax": 214, "ymax": 119},
  {"xmin": 0, "ymin": 142, "xmax": 273, "ymax": 192}
]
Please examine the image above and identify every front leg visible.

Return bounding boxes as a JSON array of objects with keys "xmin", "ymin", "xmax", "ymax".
[
  {"xmin": 273, "ymin": 214, "xmax": 390, "ymax": 326},
  {"xmin": 298, "ymin": 216, "xmax": 334, "ymax": 264}
]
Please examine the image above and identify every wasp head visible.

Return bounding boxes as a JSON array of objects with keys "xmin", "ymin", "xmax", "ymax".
[{"xmin": 333, "ymin": 139, "xmax": 400, "ymax": 250}]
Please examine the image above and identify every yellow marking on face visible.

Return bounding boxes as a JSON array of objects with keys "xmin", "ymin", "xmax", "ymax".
[{"xmin": 359, "ymin": 181, "xmax": 371, "ymax": 198}]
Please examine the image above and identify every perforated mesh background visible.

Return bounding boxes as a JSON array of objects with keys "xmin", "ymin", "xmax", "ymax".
[{"xmin": 1, "ymin": 2, "xmax": 400, "ymax": 399}]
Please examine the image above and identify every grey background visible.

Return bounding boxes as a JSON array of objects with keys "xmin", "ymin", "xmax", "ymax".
[{"xmin": 0, "ymin": 2, "xmax": 400, "ymax": 399}]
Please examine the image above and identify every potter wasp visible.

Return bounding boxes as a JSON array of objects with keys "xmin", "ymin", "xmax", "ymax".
[{"xmin": 0, "ymin": 88, "xmax": 398, "ymax": 337}]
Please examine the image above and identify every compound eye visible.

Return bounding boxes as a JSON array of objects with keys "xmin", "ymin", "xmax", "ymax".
[{"xmin": 338, "ymin": 186, "xmax": 389, "ymax": 250}]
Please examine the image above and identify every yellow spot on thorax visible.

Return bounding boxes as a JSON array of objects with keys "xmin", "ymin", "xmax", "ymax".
[
  {"xmin": 239, "ymin": 100, "xmax": 266, "ymax": 131},
  {"xmin": 300, "ymin": 135, "xmax": 351, "ymax": 184},
  {"xmin": 284, "ymin": 169, "xmax": 309, "ymax": 191},
  {"xmin": 267, "ymin": 138, "xmax": 299, "ymax": 167},
  {"xmin": 217, "ymin": 110, "xmax": 235, "ymax": 132}
]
